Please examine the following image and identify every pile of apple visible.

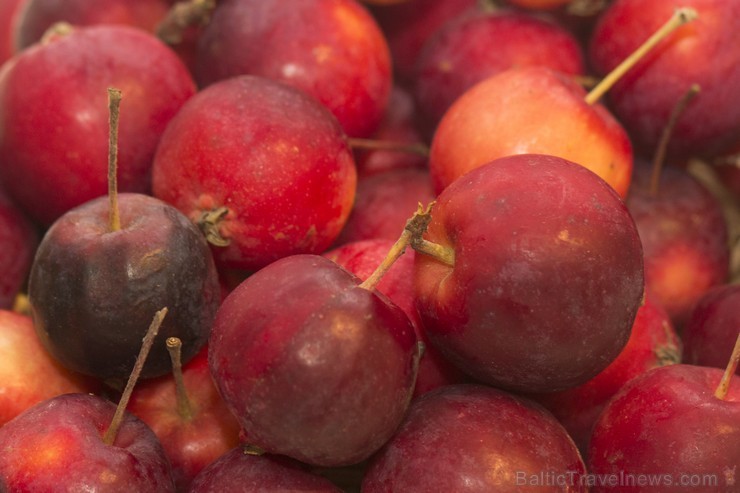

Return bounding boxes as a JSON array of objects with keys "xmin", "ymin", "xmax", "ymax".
[{"xmin": 0, "ymin": 0, "xmax": 738, "ymax": 491}]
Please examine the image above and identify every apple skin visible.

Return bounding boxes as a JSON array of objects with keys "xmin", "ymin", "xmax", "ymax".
[
  {"xmin": 151, "ymin": 75, "xmax": 357, "ymax": 272},
  {"xmin": 29, "ymin": 193, "xmax": 220, "ymax": 381},
  {"xmin": 625, "ymin": 160, "xmax": 730, "ymax": 328},
  {"xmin": 587, "ymin": 364, "xmax": 740, "ymax": 492},
  {"xmin": 0, "ymin": 393, "xmax": 176, "ymax": 491},
  {"xmin": 429, "ymin": 66, "xmax": 633, "ymax": 196},
  {"xmin": 13, "ymin": 0, "xmax": 170, "ymax": 51},
  {"xmin": 0, "ymin": 24, "xmax": 196, "ymax": 225},
  {"xmin": 589, "ymin": 0, "xmax": 740, "ymax": 159},
  {"xmin": 209, "ymin": 254, "xmax": 418, "ymax": 467},
  {"xmin": 0, "ymin": 190, "xmax": 36, "ymax": 309},
  {"xmin": 0, "ymin": 310, "xmax": 96, "ymax": 427},
  {"xmin": 682, "ymin": 284, "xmax": 740, "ymax": 374},
  {"xmin": 195, "ymin": 0, "xmax": 392, "ymax": 138},
  {"xmin": 415, "ymin": 154, "xmax": 644, "ymax": 393},
  {"xmin": 362, "ymin": 384, "xmax": 587, "ymax": 492},
  {"xmin": 128, "ymin": 347, "xmax": 241, "ymax": 492},
  {"xmin": 529, "ymin": 295, "xmax": 681, "ymax": 453}
]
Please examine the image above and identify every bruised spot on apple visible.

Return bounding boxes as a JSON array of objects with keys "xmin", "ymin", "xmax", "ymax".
[{"xmin": 414, "ymin": 154, "xmax": 644, "ymax": 393}]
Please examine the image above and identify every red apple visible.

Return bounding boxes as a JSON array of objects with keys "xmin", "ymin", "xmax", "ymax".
[
  {"xmin": 362, "ymin": 384, "xmax": 588, "ymax": 492},
  {"xmin": 195, "ymin": 0, "xmax": 392, "ymax": 138},
  {"xmin": 414, "ymin": 154, "xmax": 644, "ymax": 392},
  {"xmin": 0, "ymin": 393, "xmax": 177, "ymax": 491},
  {"xmin": 152, "ymin": 75, "xmax": 357, "ymax": 272},
  {"xmin": 0, "ymin": 24, "xmax": 196, "ymax": 224},
  {"xmin": 589, "ymin": 0, "xmax": 740, "ymax": 159},
  {"xmin": 209, "ymin": 254, "xmax": 419, "ymax": 467},
  {"xmin": 587, "ymin": 363, "xmax": 739, "ymax": 492}
]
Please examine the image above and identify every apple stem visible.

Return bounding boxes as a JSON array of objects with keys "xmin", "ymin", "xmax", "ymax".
[
  {"xmin": 40, "ymin": 21, "xmax": 74, "ymax": 44},
  {"xmin": 359, "ymin": 203, "xmax": 435, "ymax": 291},
  {"xmin": 585, "ymin": 7, "xmax": 698, "ymax": 106},
  {"xmin": 156, "ymin": 0, "xmax": 216, "ymax": 45},
  {"xmin": 107, "ymin": 87, "xmax": 122, "ymax": 233},
  {"xmin": 411, "ymin": 239, "xmax": 456, "ymax": 268},
  {"xmin": 714, "ymin": 331, "xmax": 740, "ymax": 400},
  {"xmin": 649, "ymin": 84, "xmax": 701, "ymax": 196},
  {"xmin": 103, "ymin": 307, "xmax": 168, "ymax": 446},
  {"xmin": 347, "ymin": 138, "xmax": 430, "ymax": 158},
  {"xmin": 166, "ymin": 337, "xmax": 194, "ymax": 421},
  {"xmin": 198, "ymin": 207, "xmax": 231, "ymax": 246}
]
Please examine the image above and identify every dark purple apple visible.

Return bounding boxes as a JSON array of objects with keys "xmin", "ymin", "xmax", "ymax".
[
  {"xmin": 0, "ymin": 393, "xmax": 176, "ymax": 491},
  {"xmin": 362, "ymin": 384, "xmax": 587, "ymax": 492},
  {"xmin": 209, "ymin": 254, "xmax": 419, "ymax": 467},
  {"xmin": 413, "ymin": 154, "xmax": 644, "ymax": 392},
  {"xmin": 29, "ymin": 193, "xmax": 220, "ymax": 381}
]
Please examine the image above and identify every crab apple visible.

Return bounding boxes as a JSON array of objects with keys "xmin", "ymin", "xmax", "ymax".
[
  {"xmin": 152, "ymin": 75, "xmax": 357, "ymax": 272},
  {"xmin": 414, "ymin": 154, "xmax": 644, "ymax": 393},
  {"xmin": 0, "ymin": 24, "xmax": 195, "ymax": 225},
  {"xmin": 414, "ymin": 7, "xmax": 585, "ymax": 128},
  {"xmin": 209, "ymin": 254, "xmax": 419, "ymax": 467},
  {"xmin": 429, "ymin": 66, "xmax": 633, "ymax": 196},
  {"xmin": 0, "ymin": 0, "xmax": 26, "ymax": 64},
  {"xmin": 589, "ymin": 0, "xmax": 740, "ymax": 159},
  {"xmin": 529, "ymin": 295, "xmax": 681, "ymax": 453},
  {"xmin": 683, "ymin": 284, "xmax": 740, "ymax": 374},
  {"xmin": 13, "ymin": 0, "xmax": 170, "ymax": 52},
  {"xmin": 362, "ymin": 384, "xmax": 587, "ymax": 492},
  {"xmin": 587, "ymin": 363, "xmax": 740, "ymax": 492},
  {"xmin": 626, "ymin": 160, "xmax": 730, "ymax": 328},
  {"xmin": 0, "ymin": 190, "xmax": 36, "ymax": 309},
  {"xmin": 29, "ymin": 193, "xmax": 220, "ymax": 381},
  {"xmin": 190, "ymin": 447, "xmax": 343, "ymax": 492},
  {"xmin": 0, "ymin": 393, "xmax": 176, "ymax": 492},
  {"xmin": 195, "ymin": 0, "xmax": 392, "ymax": 138},
  {"xmin": 0, "ymin": 310, "xmax": 95, "ymax": 427}
]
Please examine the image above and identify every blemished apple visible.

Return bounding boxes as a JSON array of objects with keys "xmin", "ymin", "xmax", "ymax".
[
  {"xmin": 29, "ymin": 193, "xmax": 220, "ymax": 381},
  {"xmin": 209, "ymin": 254, "xmax": 419, "ymax": 467},
  {"xmin": 413, "ymin": 154, "xmax": 644, "ymax": 393},
  {"xmin": 0, "ymin": 393, "xmax": 177, "ymax": 491},
  {"xmin": 362, "ymin": 384, "xmax": 587, "ymax": 492}
]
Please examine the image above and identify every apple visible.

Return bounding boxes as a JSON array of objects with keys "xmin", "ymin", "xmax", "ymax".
[
  {"xmin": 209, "ymin": 254, "xmax": 419, "ymax": 467},
  {"xmin": 362, "ymin": 384, "xmax": 587, "ymax": 492},
  {"xmin": 151, "ymin": 75, "xmax": 357, "ymax": 272},
  {"xmin": 0, "ymin": 190, "xmax": 37, "ymax": 309},
  {"xmin": 413, "ymin": 154, "xmax": 644, "ymax": 392},
  {"xmin": 0, "ymin": 393, "xmax": 176, "ymax": 491},
  {"xmin": 195, "ymin": 0, "xmax": 392, "ymax": 138}
]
